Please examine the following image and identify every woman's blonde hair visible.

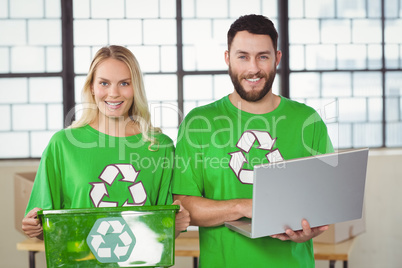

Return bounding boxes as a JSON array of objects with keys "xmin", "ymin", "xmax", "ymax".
[{"xmin": 70, "ymin": 45, "xmax": 161, "ymax": 147}]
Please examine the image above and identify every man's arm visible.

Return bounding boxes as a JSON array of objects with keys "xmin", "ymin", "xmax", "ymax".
[{"xmin": 174, "ymin": 194, "xmax": 252, "ymax": 227}]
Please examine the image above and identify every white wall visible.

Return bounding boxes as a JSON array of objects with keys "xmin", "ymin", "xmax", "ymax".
[{"xmin": 2, "ymin": 149, "xmax": 402, "ymax": 268}]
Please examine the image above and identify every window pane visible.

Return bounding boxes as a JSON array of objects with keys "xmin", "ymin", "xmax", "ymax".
[
  {"xmin": 183, "ymin": 19, "xmax": 212, "ymax": 45},
  {"xmin": 386, "ymin": 71, "xmax": 402, "ymax": 96},
  {"xmin": 10, "ymin": 0, "xmax": 43, "ymax": 18},
  {"xmin": 12, "ymin": 104, "xmax": 47, "ymax": 130},
  {"xmin": 161, "ymin": 46, "xmax": 177, "ymax": 72},
  {"xmin": 160, "ymin": 0, "xmax": 176, "ymax": 18},
  {"xmin": 289, "ymin": 45, "xmax": 305, "ymax": 70},
  {"xmin": 74, "ymin": 47, "xmax": 92, "ymax": 74},
  {"xmin": 289, "ymin": 73, "xmax": 320, "ymax": 98},
  {"xmin": 304, "ymin": 98, "xmax": 338, "ymax": 122},
  {"xmin": 29, "ymin": 77, "xmax": 63, "ymax": 103},
  {"xmin": 149, "ymin": 102, "xmax": 179, "ymax": 128},
  {"xmin": 196, "ymin": 0, "xmax": 227, "ymax": 18},
  {"xmin": 229, "ymin": 0, "xmax": 261, "ymax": 18},
  {"xmin": 386, "ymin": 97, "xmax": 399, "ymax": 121},
  {"xmin": 0, "ymin": 0, "xmax": 8, "ymax": 18},
  {"xmin": 91, "ymin": 0, "xmax": 124, "ymax": 18},
  {"xmin": 262, "ymin": 0, "xmax": 278, "ymax": 17},
  {"xmin": 0, "ymin": 48, "xmax": 9, "ymax": 72},
  {"xmin": 353, "ymin": 123, "xmax": 383, "ymax": 147},
  {"xmin": 213, "ymin": 19, "xmax": 233, "ymax": 44},
  {"xmin": 305, "ymin": 0, "xmax": 335, "ymax": 18},
  {"xmin": 289, "ymin": 20, "xmax": 320, "ymax": 44},
  {"xmin": 368, "ymin": 98, "xmax": 383, "ymax": 121},
  {"xmin": 338, "ymin": 98, "xmax": 367, "ymax": 122},
  {"xmin": 322, "ymin": 72, "xmax": 351, "ymax": 97},
  {"xmin": 47, "ymin": 104, "xmax": 64, "ymax": 130},
  {"xmin": 385, "ymin": 19, "xmax": 402, "ymax": 44},
  {"xmin": 126, "ymin": 0, "xmax": 159, "ymax": 18},
  {"xmin": 46, "ymin": 47, "xmax": 62, "ymax": 72},
  {"xmin": 0, "ymin": 20, "xmax": 26, "ymax": 45},
  {"xmin": 289, "ymin": 0, "xmax": 304, "ymax": 18},
  {"xmin": 337, "ymin": 44, "xmax": 367, "ymax": 69},
  {"xmin": 73, "ymin": 0, "xmax": 90, "ymax": 18},
  {"xmin": 143, "ymin": 19, "xmax": 176, "ymax": 45},
  {"xmin": 367, "ymin": 44, "xmax": 383, "ymax": 69},
  {"xmin": 183, "ymin": 18, "xmax": 228, "ymax": 71},
  {"xmin": 337, "ymin": 0, "xmax": 366, "ymax": 18},
  {"xmin": 368, "ymin": 0, "xmax": 381, "ymax": 18},
  {"xmin": 182, "ymin": 0, "xmax": 195, "ymax": 18},
  {"xmin": 321, "ymin": 20, "xmax": 351, "ymax": 44},
  {"xmin": 184, "ymin": 75, "xmax": 213, "ymax": 101},
  {"xmin": 354, "ymin": 72, "xmax": 382, "ymax": 97},
  {"xmin": 74, "ymin": 20, "xmax": 108, "ymax": 45},
  {"xmin": 338, "ymin": 123, "xmax": 352, "ymax": 148},
  {"xmin": 305, "ymin": 45, "xmax": 336, "ymax": 70},
  {"xmin": 0, "ymin": 105, "xmax": 11, "ymax": 131},
  {"xmin": 385, "ymin": 0, "xmax": 400, "ymax": 17},
  {"xmin": 129, "ymin": 46, "xmax": 160, "ymax": 73},
  {"xmin": 0, "ymin": 78, "xmax": 28, "ymax": 103},
  {"xmin": 352, "ymin": 19, "xmax": 382, "ymax": 44},
  {"xmin": 385, "ymin": 44, "xmax": 400, "ymax": 68},
  {"xmin": 109, "ymin": 20, "xmax": 143, "ymax": 45},
  {"xmin": 29, "ymin": 20, "xmax": 61, "ymax": 45},
  {"xmin": 196, "ymin": 43, "xmax": 226, "ymax": 71},
  {"xmin": 144, "ymin": 75, "xmax": 178, "ymax": 101},
  {"xmin": 183, "ymin": 46, "xmax": 197, "ymax": 71},
  {"xmin": 12, "ymin": 47, "xmax": 46, "ymax": 72},
  {"xmin": 0, "ymin": 132, "xmax": 29, "ymax": 158},
  {"xmin": 45, "ymin": 0, "xmax": 61, "ymax": 18},
  {"xmin": 386, "ymin": 122, "xmax": 402, "ymax": 146}
]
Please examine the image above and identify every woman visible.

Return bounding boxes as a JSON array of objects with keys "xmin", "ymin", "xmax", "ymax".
[{"xmin": 22, "ymin": 45, "xmax": 189, "ymax": 239}]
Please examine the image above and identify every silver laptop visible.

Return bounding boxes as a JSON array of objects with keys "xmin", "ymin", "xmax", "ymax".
[{"xmin": 225, "ymin": 148, "xmax": 369, "ymax": 239}]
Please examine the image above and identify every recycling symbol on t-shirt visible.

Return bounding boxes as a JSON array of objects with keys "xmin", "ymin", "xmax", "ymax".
[
  {"xmin": 87, "ymin": 217, "xmax": 135, "ymax": 263},
  {"xmin": 90, "ymin": 164, "xmax": 147, "ymax": 207},
  {"xmin": 228, "ymin": 130, "xmax": 284, "ymax": 184}
]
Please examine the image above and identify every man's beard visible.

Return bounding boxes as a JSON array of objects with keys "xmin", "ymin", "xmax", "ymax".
[{"xmin": 229, "ymin": 65, "xmax": 277, "ymax": 102}]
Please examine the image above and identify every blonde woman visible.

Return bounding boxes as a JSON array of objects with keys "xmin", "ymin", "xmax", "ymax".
[{"xmin": 22, "ymin": 45, "xmax": 190, "ymax": 239}]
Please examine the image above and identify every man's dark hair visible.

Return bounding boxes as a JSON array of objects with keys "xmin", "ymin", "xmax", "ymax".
[{"xmin": 227, "ymin": 14, "xmax": 278, "ymax": 51}]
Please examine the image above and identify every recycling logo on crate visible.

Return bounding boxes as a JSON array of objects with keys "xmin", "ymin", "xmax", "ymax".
[
  {"xmin": 87, "ymin": 217, "xmax": 136, "ymax": 263},
  {"xmin": 90, "ymin": 164, "xmax": 147, "ymax": 207},
  {"xmin": 228, "ymin": 130, "xmax": 284, "ymax": 184}
]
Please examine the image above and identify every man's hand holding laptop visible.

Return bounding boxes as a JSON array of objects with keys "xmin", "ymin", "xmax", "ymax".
[{"xmin": 271, "ymin": 219, "xmax": 329, "ymax": 243}]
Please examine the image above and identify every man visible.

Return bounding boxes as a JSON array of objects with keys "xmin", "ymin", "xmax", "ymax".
[{"xmin": 173, "ymin": 14, "xmax": 333, "ymax": 267}]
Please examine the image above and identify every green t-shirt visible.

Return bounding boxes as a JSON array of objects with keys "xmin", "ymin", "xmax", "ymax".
[
  {"xmin": 26, "ymin": 125, "xmax": 174, "ymax": 214},
  {"xmin": 172, "ymin": 95, "xmax": 334, "ymax": 268}
]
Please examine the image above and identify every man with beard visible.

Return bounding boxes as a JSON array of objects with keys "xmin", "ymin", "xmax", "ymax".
[{"xmin": 173, "ymin": 14, "xmax": 334, "ymax": 267}]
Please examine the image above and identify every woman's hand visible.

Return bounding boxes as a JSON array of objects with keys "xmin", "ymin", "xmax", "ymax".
[
  {"xmin": 172, "ymin": 200, "xmax": 191, "ymax": 238},
  {"xmin": 22, "ymin": 207, "xmax": 43, "ymax": 239}
]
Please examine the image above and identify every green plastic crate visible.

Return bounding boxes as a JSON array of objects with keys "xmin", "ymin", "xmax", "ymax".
[{"xmin": 38, "ymin": 205, "xmax": 179, "ymax": 268}]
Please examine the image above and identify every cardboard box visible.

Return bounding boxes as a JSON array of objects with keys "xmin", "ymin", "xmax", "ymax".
[
  {"xmin": 14, "ymin": 172, "xmax": 36, "ymax": 235},
  {"xmin": 313, "ymin": 210, "xmax": 366, "ymax": 243}
]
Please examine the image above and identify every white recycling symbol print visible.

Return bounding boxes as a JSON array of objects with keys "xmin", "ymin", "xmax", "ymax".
[
  {"xmin": 90, "ymin": 164, "xmax": 147, "ymax": 207},
  {"xmin": 228, "ymin": 130, "xmax": 284, "ymax": 184},
  {"xmin": 87, "ymin": 217, "xmax": 136, "ymax": 263}
]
